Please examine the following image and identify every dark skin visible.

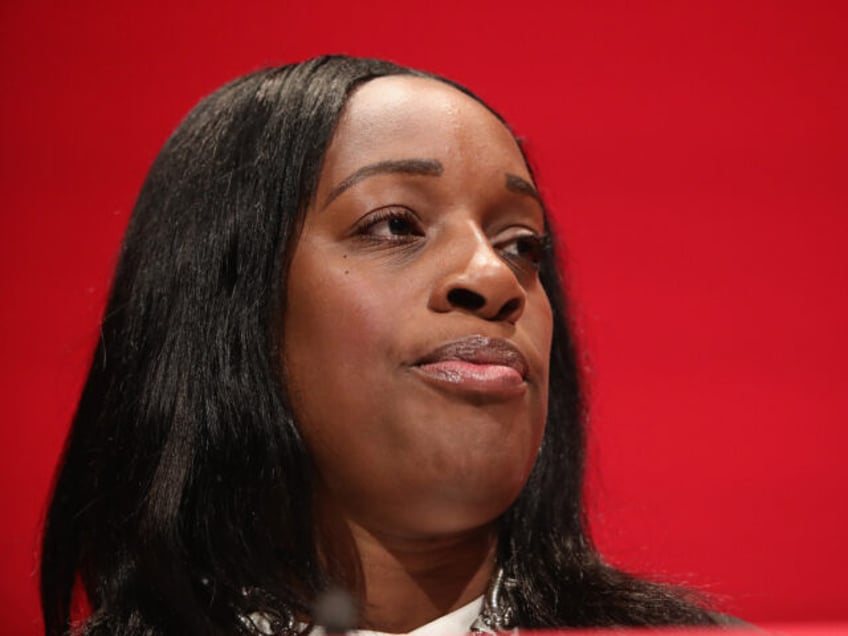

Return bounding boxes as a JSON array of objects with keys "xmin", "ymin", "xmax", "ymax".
[{"xmin": 283, "ymin": 77, "xmax": 553, "ymax": 632}]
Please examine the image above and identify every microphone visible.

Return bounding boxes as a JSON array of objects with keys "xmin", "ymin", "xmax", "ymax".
[{"xmin": 313, "ymin": 585, "xmax": 358, "ymax": 635}]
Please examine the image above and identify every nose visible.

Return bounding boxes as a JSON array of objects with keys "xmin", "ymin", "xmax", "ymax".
[{"xmin": 428, "ymin": 225, "xmax": 526, "ymax": 324}]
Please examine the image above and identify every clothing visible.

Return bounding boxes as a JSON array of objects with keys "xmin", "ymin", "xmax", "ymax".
[
  {"xmin": 310, "ymin": 597, "xmax": 484, "ymax": 636},
  {"xmin": 248, "ymin": 597, "xmax": 747, "ymax": 635}
]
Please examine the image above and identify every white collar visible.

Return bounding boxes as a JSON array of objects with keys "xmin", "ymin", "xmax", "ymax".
[{"xmin": 310, "ymin": 596, "xmax": 484, "ymax": 636}]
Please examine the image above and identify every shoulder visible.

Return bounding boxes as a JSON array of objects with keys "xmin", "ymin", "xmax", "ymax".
[{"xmin": 708, "ymin": 611, "xmax": 757, "ymax": 629}]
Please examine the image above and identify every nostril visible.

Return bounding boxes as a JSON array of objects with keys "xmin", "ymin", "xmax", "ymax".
[
  {"xmin": 496, "ymin": 298, "xmax": 521, "ymax": 321},
  {"xmin": 447, "ymin": 288, "xmax": 485, "ymax": 310}
]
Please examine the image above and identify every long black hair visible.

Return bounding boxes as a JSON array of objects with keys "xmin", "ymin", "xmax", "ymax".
[{"xmin": 40, "ymin": 55, "xmax": 718, "ymax": 635}]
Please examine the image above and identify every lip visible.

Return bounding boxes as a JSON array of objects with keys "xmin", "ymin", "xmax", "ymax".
[{"xmin": 411, "ymin": 335, "xmax": 529, "ymax": 397}]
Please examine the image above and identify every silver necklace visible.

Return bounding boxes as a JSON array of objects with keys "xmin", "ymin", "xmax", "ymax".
[
  {"xmin": 240, "ymin": 568, "xmax": 517, "ymax": 635},
  {"xmin": 469, "ymin": 567, "xmax": 517, "ymax": 633}
]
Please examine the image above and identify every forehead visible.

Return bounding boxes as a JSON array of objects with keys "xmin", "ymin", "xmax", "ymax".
[{"xmin": 319, "ymin": 76, "xmax": 530, "ymax": 184}]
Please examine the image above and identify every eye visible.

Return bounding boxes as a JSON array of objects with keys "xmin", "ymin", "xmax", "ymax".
[
  {"xmin": 497, "ymin": 232, "xmax": 548, "ymax": 269},
  {"xmin": 355, "ymin": 207, "xmax": 424, "ymax": 242}
]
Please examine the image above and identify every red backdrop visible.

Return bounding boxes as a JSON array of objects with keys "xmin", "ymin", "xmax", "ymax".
[{"xmin": 1, "ymin": 2, "xmax": 846, "ymax": 633}]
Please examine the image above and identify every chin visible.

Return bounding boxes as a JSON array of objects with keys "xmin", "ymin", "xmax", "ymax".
[
  {"xmin": 381, "ymin": 502, "xmax": 509, "ymax": 540},
  {"xmin": 388, "ymin": 467, "xmax": 533, "ymax": 538}
]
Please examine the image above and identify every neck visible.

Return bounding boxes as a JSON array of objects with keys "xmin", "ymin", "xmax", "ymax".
[{"xmin": 317, "ymin": 512, "xmax": 497, "ymax": 632}]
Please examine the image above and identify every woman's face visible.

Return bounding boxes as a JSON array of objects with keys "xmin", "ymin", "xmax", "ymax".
[{"xmin": 283, "ymin": 76, "xmax": 553, "ymax": 538}]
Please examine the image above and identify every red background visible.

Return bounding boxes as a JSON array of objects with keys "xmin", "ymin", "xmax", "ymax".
[{"xmin": 1, "ymin": 2, "xmax": 846, "ymax": 633}]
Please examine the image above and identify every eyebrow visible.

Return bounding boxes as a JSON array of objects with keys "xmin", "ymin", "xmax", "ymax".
[
  {"xmin": 505, "ymin": 173, "xmax": 542, "ymax": 204},
  {"xmin": 323, "ymin": 159, "xmax": 444, "ymax": 208},
  {"xmin": 321, "ymin": 158, "xmax": 543, "ymax": 209}
]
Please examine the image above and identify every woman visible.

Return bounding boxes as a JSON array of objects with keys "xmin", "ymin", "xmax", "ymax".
[{"xmin": 40, "ymin": 56, "xmax": 721, "ymax": 635}]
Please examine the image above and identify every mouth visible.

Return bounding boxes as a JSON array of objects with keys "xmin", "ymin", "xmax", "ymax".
[{"xmin": 411, "ymin": 335, "xmax": 529, "ymax": 397}]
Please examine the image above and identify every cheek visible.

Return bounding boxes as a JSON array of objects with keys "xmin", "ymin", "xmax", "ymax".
[
  {"xmin": 282, "ymin": 249, "xmax": 406, "ymax": 442},
  {"xmin": 526, "ymin": 287, "xmax": 554, "ymax": 385},
  {"xmin": 285, "ymin": 261, "xmax": 400, "ymax": 358}
]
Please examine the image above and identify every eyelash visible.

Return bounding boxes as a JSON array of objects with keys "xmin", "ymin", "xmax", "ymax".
[
  {"xmin": 354, "ymin": 207, "xmax": 548, "ymax": 269},
  {"xmin": 496, "ymin": 233, "xmax": 549, "ymax": 270},
  {"xmin": 354, "ymin": 207, "xmax": 423, "ymax": 243}
]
